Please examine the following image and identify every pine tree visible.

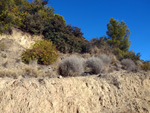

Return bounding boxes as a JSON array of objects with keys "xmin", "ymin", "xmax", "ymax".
[{"xmin": 106, "ymin": 17, "xmax": 130, "ymax": 51}]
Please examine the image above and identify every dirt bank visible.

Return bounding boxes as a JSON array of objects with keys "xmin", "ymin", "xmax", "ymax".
[{"xmin": 0, "ymin": 70, "xmax": 150, "ymax": 113}]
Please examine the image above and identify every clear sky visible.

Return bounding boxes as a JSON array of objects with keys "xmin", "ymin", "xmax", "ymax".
[{"xmin": 47, "ymin": 0, "xmax": 150, "ymax": 60}]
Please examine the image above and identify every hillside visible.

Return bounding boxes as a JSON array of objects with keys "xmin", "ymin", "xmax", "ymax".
[
  {"xmin": 0, "ymin": 28, "xmax": 42, "ymax": 70},
  {"xmin": 0, "ymin": 28, "xmax": 150, "ymax": 113},
  {"xmin": 0, "ymin": 70, "xmax": 150, "ymax": 113},
  {"xmin": 0, "ymin": 0, "xmax": 150, "ymax": 112},
  {"xmin": 0, "ymin": 28, "xmax": 43, "ymax": 49}
]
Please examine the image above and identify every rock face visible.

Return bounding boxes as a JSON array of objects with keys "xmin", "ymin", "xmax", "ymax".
[
  {"xmin": 0, "ymin": 28, "xmax": 42, "ymax": 69},
  {"xmin": 0, "ymin": 28, "xmax": 42, "ymax": 49},
  {"xmin": 0, "ymin": 70, "xmax": 150, "ymax": 113}
]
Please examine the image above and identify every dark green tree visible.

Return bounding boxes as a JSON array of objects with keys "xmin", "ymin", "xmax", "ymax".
[
  {"xmin": 43, "ymin": 17, "xmax": 88, "ymax": 53},
  {"xmin": 106, "ymin": 17, "xmax": 131, "ymax": 51},
  {"xmin": 0, "ymin": 0, "xmax": 23, "ymax": 34},
  {"xmin": 19, "ymin": 0, "xmax": 54, "ymax": 34}
]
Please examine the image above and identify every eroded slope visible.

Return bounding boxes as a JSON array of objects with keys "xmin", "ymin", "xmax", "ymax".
[{"xmin": 0, "ymin": 70, "xmax": 150, "ymax": 113}]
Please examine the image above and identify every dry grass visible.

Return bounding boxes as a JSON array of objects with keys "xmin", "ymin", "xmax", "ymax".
[
  {"xmin": 58, "ymin": 55, "xmax": 84, "ymax": 77},
  {"xmin": 29, "ymin": 59, "xmax": 38, "ymax": 68},
  {"xmin": 0, "ymin": 65, "xmax": 45, "ymax": 78},
  {"xmin": 81, "ymin": 53, "xmax": 91, "ymax": 59},
  {"xmin": 0, "ymin": 69, "xmax": 21, "ymax": 78},
  {"xmin": 89, "ymin": 46, "xmax": 100, "ymax": 55},
  {"xmin": 0, "ymin": 42, "xmax": 7, "ymax": 51},
  {"xmin": 21, "ymin": 66, "xmax": 39, "ymax": 78},
  {"xmin": 118, "ymin": 109, "xmax": 135, "ymax": 113},
  {"xmin": 121, "ymin": 59, "xmax": 137, "ymax": 71},
  {"xmin": 85, "ymin": 57, "xmax": 104, "ymax": 74},
  {"xmin": 98, "ymin": 54, "xmax": 112, "ymax": 65}
]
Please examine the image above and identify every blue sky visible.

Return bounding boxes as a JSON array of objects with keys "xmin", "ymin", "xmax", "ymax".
[{"xmin": 48, "ymin": 0, "xmax": 150, "ymax": 60}]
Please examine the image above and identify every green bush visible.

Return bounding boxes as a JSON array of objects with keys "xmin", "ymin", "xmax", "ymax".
[
  {"xmin": 141, "ymin": 62, "xmax": 150, "ymax": 71},
  {"xmin": 22, "ymin": 40, "xmax": 58, "ymax": 65},
  {"xmin": 0, "ymin": 0, "xmax": 54, "ymax": 34},
  {"xmin": 19, "ymin": 0, "xmax": 54, "ymax": 34},
  {"xmin": 112, "ymin": 48, "xmax": 125, "ymax": 60},
  {"xmin": 44, "ymin": 23, "xmax": 89, "ymax": 53},
  {"xmin": 123, "ymin": 51, "xmax": 141, "ymax": 62},
  {"xmin": 113, "ymin": 48, "xmax": 141, "ymax": 62}
]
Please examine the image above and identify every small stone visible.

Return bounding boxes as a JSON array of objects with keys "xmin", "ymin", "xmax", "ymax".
[{"xmin": 58, "ymin": 76, "xmax": 63, "ymax": 79}]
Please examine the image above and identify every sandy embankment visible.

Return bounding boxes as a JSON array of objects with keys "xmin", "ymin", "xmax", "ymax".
[{"xmin": 0, "ymin": 70, "xmax": 150, "ymax": 113}]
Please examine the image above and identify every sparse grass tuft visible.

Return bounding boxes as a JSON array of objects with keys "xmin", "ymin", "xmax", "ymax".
[
  {"xmin": 0, "ymin": 65, "xmax": 45, "ymax": 78},
  {"xmin": 0, "ymin": 42, "xmax": 7, "ymax": 51},
  {"xmin": 0, "ymin": 69, "xmax": 19, "ymax": 78},
  {"xmin": 21, "ymin": 65, "xmax": 46, "ymax": 78},
  {"xmin": 22, "ymin": 66, "xmax": 39, "ymax": 78}
]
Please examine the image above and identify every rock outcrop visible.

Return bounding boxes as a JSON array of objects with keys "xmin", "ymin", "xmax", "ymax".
[{"xmin": 0, "ymin": 28, "xmax": 42, "ymax": 49}]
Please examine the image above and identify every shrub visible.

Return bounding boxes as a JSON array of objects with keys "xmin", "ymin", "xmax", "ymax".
[
  {"xmin": 89, "ymin": 46, "xmax": 100, "ymax": 55},
  {"xmin": 22, "ymin": 66, "xmax": 39, "ymax": 78},
  {"xmin": 44, "ymin": 29, "xmax": 89, "ymax": 53},
  {"xmin": 43, "ymin": 18, "xmax": 89, "ymax": 53},
  {"xmin": 121, "ymin": 59, "xmax": 136, "ymax": 71},
  {"xmin": 82, "ymin": 53, "xmax": 91, "ymax": 59},
  {"xmin": 98, "ymin": 54, "xmax": 111, "ymax": 65},
  {"xmin": 136, "ymin": 60, "xmax": 143, "ymax": 67},
  {"xmin": 21, "ymin": 13, "xmax": 46, "ymax": 34},
  {"xmin": 113, "ymin": 48, "xmax": 125, "ymax": 60},
  {"xmin": 141, "ymin": 62, "xmax": 150, "ymax": 71},
  {"xmin": 19, "ymin": 0, "xmax": 54, "ymax": 34},
  {"xmin": 85, "ymin": 57, "xmax": 104, "ymax": 74},
  {"xmin": 0, "ymin": 42, "xmax": 6, "ymax": 51},
  {"xmin": 123, "ymin": 51, "xmax": 141, "ymax": 62},
  {"xmin": 113, "ymin": 48, "xmax": 141, "ymax": 62},
  {"xmin": 22, "ymin": 40, "xmax": 58, "ymax": 65},
  {"xmin": 90, "ymin": 37, "xmax": 111, "ymax": 54},
  {"xmin": 58, "ymin": 56, "xmax": 84, "ymax": 77}
]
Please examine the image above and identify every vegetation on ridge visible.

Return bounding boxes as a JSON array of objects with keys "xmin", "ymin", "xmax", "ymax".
[
  {"xmin": 0, "ymin": 0, "xmax": 149, "ymax": 72},
  {"xmin": 0, "ymin": 0, "xmax": 88, "ymax": 53}
]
